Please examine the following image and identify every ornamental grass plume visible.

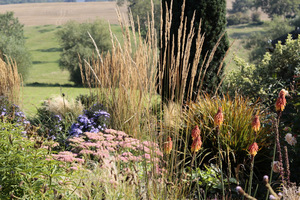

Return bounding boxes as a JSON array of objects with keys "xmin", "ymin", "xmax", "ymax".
[
  {"xmin": 252, "ymin": 115, "xmax": 260, "ymax": 133},
  {"xmin": 191, "ymin": 135, "xmax": 202, "ymax": 153},
  {"xmin": 275, "ymin": 89, "xmax": 288, "ymax": 112},
  {"xmin": 248, "ymin": 142, "xmax": 259, "ymax": 157},
  {"xmin": 191, "ymin": 125, "xmax": 200, "ymax": 140},
  {"xmin": 214, "ymin": 106, "xmax": 224, "ymax": 127},
  {"xmin": 164, "ymin": 137, "xmax": 173, "ymax": 154}
]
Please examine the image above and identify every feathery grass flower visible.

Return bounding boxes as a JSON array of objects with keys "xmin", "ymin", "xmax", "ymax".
[
  {"xmin": 285, "ymin": 133, "xmax": 297, "ymax": 146},
  {"xmin": 248, "ymin": 142, "xmax": 258, "ymax": 157},
  {"xmin": 251, "ymin": 115, "xmax": 260, "ymax": 132},
  {"xmin": 214, "ymin": 107, "xmax": 224, "ymax": 127},
  {"xmin": 164, "ymin": 137, "xmax": 173, "ymax": 154},
  {"xmin": 191, "ymin": 135, "xmax": 202, "ymax": 153},
  {"xmin": 275, "ymin": 89, "xmax": 287, "ymax": 112},
  {"xmin": 191, "ymin": 125, "xmax": 200, "ymax": 140}
]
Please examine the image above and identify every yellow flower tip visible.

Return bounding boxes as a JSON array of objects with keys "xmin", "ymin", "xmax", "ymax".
[
  {"xmin": 191, "ymin": 135, "xmax": 202, "ymax": 153},
  {"xmin": 248, "ymin": 142, "xmax": 258, "ymax": 157},
  {"xmin": 191, "ymin": 125, "xmax": 200, "ymax": 140},
  {"xmin": 214, "ymin": 106, "xmax": 224, "ymax": 127},
  {"xmin": 164, "ymin": 137, "xmax": 173, "ymax": 154},
  {"xmin": 252, "ymin": 115, "xmax": 260, "ymax": 132}
]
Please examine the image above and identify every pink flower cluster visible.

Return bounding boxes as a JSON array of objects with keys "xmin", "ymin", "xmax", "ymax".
[{"xmin": 52, "ymin": 129, "xmax": 164, "ymax": 175}]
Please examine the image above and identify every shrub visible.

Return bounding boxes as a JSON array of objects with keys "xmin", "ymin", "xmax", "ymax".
[
  {"xmin": 0, "ymin": 12, "xmax": 31, "ymax": 80},
  {"xmin": 57, "ymin": 20, "xmax": 111, "ymax": 85},
  {"xmin": 31, "ymin": 95, "xmax": 83, "ymax": 146},
  {"xmin": 251, "ymin": 11, "xmax": 261, "ymax": 23},
  {"xmin": 0, "ymin": 121, "xmax": 73, "ymax": 199},
  {"xmin": 227, "ymin": 12, "xmax": 251, "ymax": 26},
  {"xmin": 226, "ymin": 36, "xmax": 300, "ymax": 104}
]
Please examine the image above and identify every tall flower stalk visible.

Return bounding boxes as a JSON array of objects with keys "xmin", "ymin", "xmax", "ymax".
[
  {"xmin": 214, "ymin": 107, "xmax": 224, "ymax": 199},
  {"xmin": 248, "ymin": 115, "xmax": 260, "ymax": 195}
]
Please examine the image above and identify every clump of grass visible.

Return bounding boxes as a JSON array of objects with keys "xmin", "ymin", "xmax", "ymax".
[
  {"xmin": 80, "ymin": 8, "xmax": 158, "ymax": 139},
  {"xmin": 0, "ymin": 57, "xmax": 22, "ymax": 104},
  {"xmin": 43, "ymin": 95, "xmax": 84, "ymax": 119}
]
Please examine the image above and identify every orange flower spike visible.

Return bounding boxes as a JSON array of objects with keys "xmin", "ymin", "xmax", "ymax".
[
  {"xmin": 248, "ymin": 142, "xmax": 259, "ymax": 157},
  {"xmin": 252, "ymin": 115, "xmax": 260, "ymax": 132},
  {"xmin": 191, "ymin": 125, "xmax": 200, "ymax": 140},
  {"xmin": 191, "ymin": 135, "xmax": 202, "ymax": 153},
  {"xmin": 164, "ymin": 137, "xmax": 173, "ymax": 154},
  {"xmin": 214, "ymin": 107, "xmax": 224, "ymax": 127},
  {"xmin": 275, "ymin": 89, "xmax": 287, "ymax": 112}
]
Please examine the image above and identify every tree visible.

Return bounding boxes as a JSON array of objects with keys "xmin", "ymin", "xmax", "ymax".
[
  {"xmin": 117, "ymin": 0, "xmax": 160, "ymax": 38},
  {"xmin": 160, "ymin": 0, "xmax": 229, "ymax": 102},
  {"xmin": 231, "ymin": 0, "xmax": 253, "ymax": 13},
  {"xmin": 0, "ymin": 12, "xmax": 31, "ymax": 79},
  {"xmin": 57, "ymin": 20, "xmax": 111, "ymax": 85},
  {"xmin": 253, "ymin": 0, "xmax": 300, "ymax": 18}
]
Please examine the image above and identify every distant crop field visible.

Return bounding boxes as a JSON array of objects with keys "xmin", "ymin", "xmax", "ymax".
[{"xmin": 0, "ymin": 2, "xmax": 127, "ymax": 26}]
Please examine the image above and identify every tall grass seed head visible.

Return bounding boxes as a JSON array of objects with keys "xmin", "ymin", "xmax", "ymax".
[
  {"xmin": 251, "ymin": 115, "xmax": 260, "ymax": 132},
  {"xmin": 214, "ymin": 106, "xmax": 224, "ymax": 127}
]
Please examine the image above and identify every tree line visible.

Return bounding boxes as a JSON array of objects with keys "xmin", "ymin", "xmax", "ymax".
[{"xmin": 0, "ymin": 0, "xmax": 111, "ymax": 4}]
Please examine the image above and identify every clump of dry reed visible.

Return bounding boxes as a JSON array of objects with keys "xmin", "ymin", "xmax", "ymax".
[
  {"xmin": 80, "ymin": 7, "xmax": 158, "ymax": 139},
  {"xmin": 0, "ymin": 57, "xmax": 22, "ymax": 104}
]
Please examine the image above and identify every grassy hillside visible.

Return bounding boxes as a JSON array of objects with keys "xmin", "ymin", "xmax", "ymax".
[{"xmin": 22, "ymin": 24, "xmax": 123, "ymax": 116}]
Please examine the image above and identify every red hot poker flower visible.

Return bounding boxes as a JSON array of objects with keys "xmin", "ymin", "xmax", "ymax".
[
  {"xmin": 275, "ymin": 89, "xmax": 287, "ymax": 112},
  {"xmin": 191, "ymin": 125, "xmax": 200, "ymax": 140},
  {"xmin": 191, "ymin": 135, "xmax": 202, "ymax": 153},
  {"xmin": 214, "ymin": 107, "xmax": 224, "ymax": 127},
  {"xmin": 164, "ymin": 137, "xmax": 173, "ymax": 154},
  {"xmin": 252, "ymin": 115, "xmax": 260, "ymax": 132},
  {"xmin": 248, "ymin": 142, "xmax": 259, "ymax": 157}
]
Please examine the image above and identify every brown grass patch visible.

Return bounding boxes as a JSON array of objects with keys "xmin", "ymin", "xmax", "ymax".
[
  {"xmin": 0, "ymin": 57, "xmax": 22, "ymax": 104},
  {"xmin": 0, "ymin": 2, "xmax": 127, "ymax": 26}
]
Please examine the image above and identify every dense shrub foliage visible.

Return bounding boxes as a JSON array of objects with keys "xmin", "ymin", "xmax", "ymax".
[
  {"xmin": 0, "ymin": 12, "xmax": 31, "ymax": 80},
  {"xmin": 57, "ymin": 20, "xmax": 111, "ymax": 85}
]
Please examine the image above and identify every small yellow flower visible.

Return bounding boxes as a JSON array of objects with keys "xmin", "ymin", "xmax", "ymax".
[{"xmin": 214, "ymin": 107, "xmax": 224, "ymax": 127}]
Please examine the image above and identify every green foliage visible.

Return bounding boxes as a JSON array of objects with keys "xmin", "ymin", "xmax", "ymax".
[
  {"xmin": 0, "ymin": 121, "xmax": 72, "ymax": 199},
  {"xmin": 244, "ymin": 16, "xmax": 294, "ymax": 63},
  {"xmin": 57, "ymin": 20, "xmax": 111, "ymax": 85},
  {"xmin": 227, "ymin": 12, "xmax": 251, "ymax": 26},
  {"xmin": 231, "ymin": 0, "xmax": 253, "ymax": 13},
  {"xmin": 227, "ymin": 36, "xmax": 300, "ymax": 104},
  {"xmin": 253, "ymin": 0, "xmax": 300, "ymax": 18},
  {"xmin": 0, "ymin": 12, "xmax": 31, "ymax": 80}
]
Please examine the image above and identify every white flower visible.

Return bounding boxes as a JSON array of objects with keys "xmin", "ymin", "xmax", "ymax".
[
  {"xmin": 285, "ymin": 133, "xmax": 297, "ymax": 146},
  {"xmin": 271, "ymin": 161, "xmax": 280, "ymax": 173}
]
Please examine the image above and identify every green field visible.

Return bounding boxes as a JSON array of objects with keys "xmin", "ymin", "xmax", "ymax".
[{"xmin": 22, "ymin": 22, "xmax": 267, "ymax": 116}]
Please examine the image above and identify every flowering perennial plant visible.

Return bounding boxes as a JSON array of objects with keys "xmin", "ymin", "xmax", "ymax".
[
  {"xmin": 69, "ymin": 104, "xmax": 110, "ymax": 137},
  {"xmin": 55, "ymin": 129, "xmax": 164, "ymax": 176}
]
